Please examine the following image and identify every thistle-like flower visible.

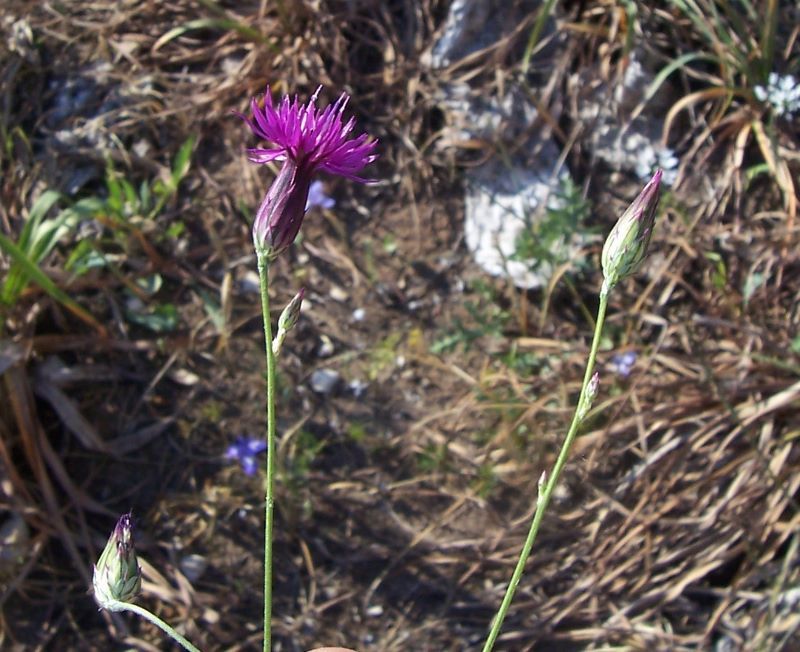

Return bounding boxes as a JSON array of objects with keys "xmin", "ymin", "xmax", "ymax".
[
  {"xmin": 239, "ymin": 86, "xmax": 378, "ymax": 259},
  {"xmin": 93, "ymin": 513, "xmax": 142, "ymax": 610},
  {"xmin": 601, "ymin": 170, "xmax": 662, "ymax": 291}
]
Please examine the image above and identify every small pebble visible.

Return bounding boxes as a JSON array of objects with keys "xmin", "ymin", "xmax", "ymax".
[
  {"xmin": 348, "ymin": 379, "xmax": 368, "ymax": 397},
  {"xmin": 179, "ymin": 553, "xmax": 207, "ymax": 583},
  {"xmin": 238, "ymin": 270, "xmax": 260, "ymax": 295},
  {"xmin": 329, "ymin": 285, "xmax": 348, "ymax": 302},
  {"xmin": 318, "ymin": 334, "xmax": 335, "ymax": 358},
  {"xmin": 310, "ymin": 369, "xmax": 340, "ymax": 394}
]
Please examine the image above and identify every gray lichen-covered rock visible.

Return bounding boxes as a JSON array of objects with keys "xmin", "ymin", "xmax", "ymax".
[
  {"xmin": 310, "ymin": 368, "xmax": 341, "ymax": 395},
  {"xmin": 464, "ymin": 156, "xmax": 586, "ymax": 290},
  {"xmin": 433, "ymin": 82, "xmax": 539, "ymax": 149},
  {"xmin": 575, "ymin": 51, "xmax": 680, "ymax": 186},
  {"xmin": 425, "ymin": 0, "xmax": 545, "ymax": 69},
  {"xmin": 426, "ymin": 0, "xmax": 588, "ymax": 288}
]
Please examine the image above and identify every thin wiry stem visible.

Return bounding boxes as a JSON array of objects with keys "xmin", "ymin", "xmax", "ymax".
[
  {"xmin": 107, "ymin": 601, "xmax": 201, "ymax": 652},
  {"xmin": 257, "ymin": 249, "xmax": 277, "ymax": 652},
  {"xmin": 483, "ymin": 282, "xmax": 611, "ymax": 652}
]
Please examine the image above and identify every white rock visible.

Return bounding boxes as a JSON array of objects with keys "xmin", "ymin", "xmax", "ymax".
[
  {"xmin": 576, "ymin": 50, "xmax": 680, "ymax": 186},
  {"xmin": 179, "ymin": 554, "xmax": 208, "ymax": 583},
  {"xmin": 310, "ymin": 368, "xmax": 340, "ymax": 394},
  {"xmin": 464, "ymin": 159, "xmax": 585, "ymax": 289}
]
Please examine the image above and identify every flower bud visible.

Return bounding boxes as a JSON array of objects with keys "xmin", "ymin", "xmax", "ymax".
[
  {"xmin": 278, "ymin": 287, "xmax": 305, "ymax": 333},
  {"xmin": 577, "ymin": 372, "xmax": 600, "ymax": 421},
  {"xmin": 601, "ymin": 170, "xmax": 662, "ymax": 290},
  {"xmin": 93, "ymin": 513, "xmax": 142, "ymax": 610},
  {"xmin": 587, "ymin": 371, "xmax": 600, "ymax": 401},
  {"xmin": 253, "ymin": 159, "xmax": 313, "ymax": 260},
  {"xmin": 272, "ymin": 288, "xmax": 305, "ymax": 356}
]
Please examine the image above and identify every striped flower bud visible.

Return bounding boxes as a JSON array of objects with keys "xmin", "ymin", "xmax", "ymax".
[
  {"xmin": 601, "ymin": 170, "xmax": 662, "ymax": 290},
  {"xmin": 93, "ymin": 513, "xmax": 142, "ymax": 610}
]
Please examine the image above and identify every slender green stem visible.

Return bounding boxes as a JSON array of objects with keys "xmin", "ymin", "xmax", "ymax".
[
  {"xmin": 482, "ymin": 282, "xmax": 611, "ymax": 652},
  {"xmin": 256, "ymin": 249, "xmax": 277, "ymax": 652},
  {"xmin": 107, "ymin": 601, "xmax": 201, "ymax": 652},
  {"xmin": 521, "ymin": 0, "xmax": 560, "ymax": 74}
]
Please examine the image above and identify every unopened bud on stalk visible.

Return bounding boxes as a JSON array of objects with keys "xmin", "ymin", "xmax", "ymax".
[
  {"xmin": 272, "ymin": 288, "xmax": 305, "ymax": 356},
  {"xmin": 536, "ymin": 471, "xmax": 547, "ymax": 508},
  {"xmin": 587, "ymin": 372, "xmax": 599, "ymax": 400},
  {"xmin": 93, "ymin": 513, "xmax": 142, "ymax": 610},
  {"xmin": 278, "ymin": 288, "xmax": 305, "ymax": 333},
  {"xmin": 601, "ymin": 170, "xmax": 662, "ymax": 291}
]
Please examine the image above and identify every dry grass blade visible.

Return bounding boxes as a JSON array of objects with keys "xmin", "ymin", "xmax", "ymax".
[
  {"xmin": 2, "ymin": 363, "xmax": 91, "ymax": 584},
  {"xmin": 32, "ymin": 365, "xmax": 112, "ymax": 454},
  {"xmin": 751, "ymin": 118, "xmax": 798, "ymax": 224}
]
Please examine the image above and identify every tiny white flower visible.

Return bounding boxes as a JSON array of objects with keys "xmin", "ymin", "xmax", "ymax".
[{"xmin": 755, "ymin": 72, "xmax": 800, "ymax": 116}]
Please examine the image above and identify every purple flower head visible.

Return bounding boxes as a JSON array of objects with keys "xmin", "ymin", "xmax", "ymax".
[
  {"xmin": 239, "ymin": 86, "xmax": 378, "ymax": 258},
  {"xmin": 226, "ymin": 436, "xmax": 267, "ymax": 476},
  {"xmin": 610, "ymin": 351, "xmax": 637, "ymax": 378}
]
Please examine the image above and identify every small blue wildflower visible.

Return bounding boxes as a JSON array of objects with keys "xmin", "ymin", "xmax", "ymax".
[
  {"xmin": 610, "ymin": 351, "xmax": 637, "ymax": 378},
  {"xmin": 305, "ymin": 180, "xmax": 335, "ymax": 210},
  {"xmin": 226, "ymin": 436, "xmax": 267, "ymax": 476}
]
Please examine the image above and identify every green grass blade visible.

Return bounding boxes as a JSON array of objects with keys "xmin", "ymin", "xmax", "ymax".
[
  {"xmin": 149, "ymin": 135, "xmax": 196, "ymax": 218},
  {"xmin": 121, "ymin": 178, "xmax": 139, "ymax": 213},
  {"xmin": 759, "ymin": 0, "xmax": 779, "ymax": 78},
  {"xmin": 1, "ymin": 191, "xmax": 59, "ymax": 302},
  {"xmin": 18, "ymin": 190, "xmax": 61, "ymax": 253},
  {"xmin": 140, "ymin": 179, "xmax": 152, "ymax": 213},
  {"xmin": 105, "ymin": 165, "xmax": 124, "ymax": 215},
  {"xmin": 171, "ymin": 135, "xmax": 196, "ymax": 187},
  {"xmin": 0, "ymin": 231, "xmax": 102, "ymax": 331},
  {"xmin": 521, "ymin": 0, "xmax": 560, "ymax": 75},
  {"xmin": 634, "ymin": 52, "xmax": 717, "ymax": 122}
]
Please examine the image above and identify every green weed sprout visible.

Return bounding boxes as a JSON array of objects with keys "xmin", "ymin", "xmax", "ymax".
[
  {"xmin": 0, "ymin": 137, "xmax": 195, "ymax": 335},
  {"xmin": 0, "ymin": 191, "xmax": 100, "ymax": 333},
  {"xmin": 93, "ymin": 514, "xmax": 200, "ymax": 652},
  {"xmin": 238, "ymin": 85, "xmax": 377, "ymax": 652},
  {"xmin": 483, "ymin": 170, "xmax": 663, "ymax": 652},
  {"xmin": 103, "ymin": 136, "xmax": 196, "ymax": 223}
]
